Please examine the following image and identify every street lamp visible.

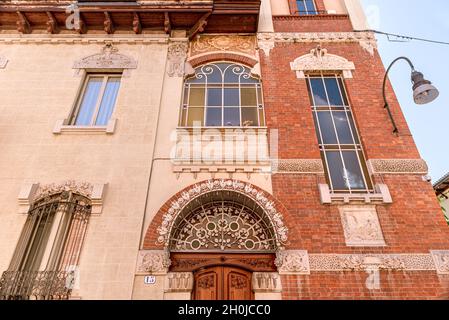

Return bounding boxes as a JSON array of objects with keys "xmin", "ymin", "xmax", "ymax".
[{"xmin": 383, "ymin": 56, "xmax": 439, "ymax": 133}]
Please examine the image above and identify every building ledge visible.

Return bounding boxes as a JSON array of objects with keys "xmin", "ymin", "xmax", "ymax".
[
  {"xmin": 318, "ymin": 183, "xmax": 393, "ymax": 205},
  {"xmin": 53, "ymin": 118, "xmax": 117, "ymax": 135}
]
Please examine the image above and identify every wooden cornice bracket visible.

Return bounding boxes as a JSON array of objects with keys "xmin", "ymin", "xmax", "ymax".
[
  {"xmin": 133, "ymin": 12, "xmax": 142, "ymax": 34},
  {"xmin": 46, "ymin": 11, "xmax": 58, "ymax": 34},
  {"xmin": 188, "ymin": 12, "xmax": 211, "ymax": 40},
  {"xmin": 164, "ymin": 12, "xmax": 171, "ymax": 34},
  {"xmin": 104, "ymin": 12, "xmax": 114, "ymax": 34},
  {"xmin": 74, "ymin": 13, "xmax": 87, "ymax": 34},
  {"xmin": 16, "ymin": 11, "xmax": 31, "ymax": 34}
]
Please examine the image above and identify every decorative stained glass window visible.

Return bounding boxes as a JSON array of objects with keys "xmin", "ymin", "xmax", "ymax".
[
  {"xmin": 307, "ymin": 74, "xmax": 373, "ymax": 193},
  {"xmin": 180, "ymin": 63, "xmax": 265, "ymax": 127}
]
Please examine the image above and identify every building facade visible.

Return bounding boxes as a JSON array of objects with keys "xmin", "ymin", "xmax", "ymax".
[{"xmin": 0, "ymin": 0, "xmax": 449, "ymax": 300}]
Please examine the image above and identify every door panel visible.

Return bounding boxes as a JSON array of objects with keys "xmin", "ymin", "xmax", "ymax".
[
  {"xmin": 224, "ymin": 268, "xmax": 252, "ymax": 300},
  {"xmin": 194, "ymin": 266, "xmax": 253, "ymax": 300},
  {"xmin": 194, "ymin": 267, "xmax": 221, "ymax": 300}
]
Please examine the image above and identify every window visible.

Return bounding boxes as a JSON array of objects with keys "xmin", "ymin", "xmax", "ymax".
[
  {"xmin": 70, "ymin": 74, "xmax": 121, "ymax": 126},
  {"xmin": 0, "ymin": 192, "xmax": 91, "ymax": 300},
  {"xmin": 295, "ymin": 0, "xmax": 318, "ymax": 15},
  {"xmin": 180, "ymin": 63, "xmax": 265, "ymax": 127},
  {"xmin": 307, "ymin": 74, "xmax": 373, "ymax": 193}
]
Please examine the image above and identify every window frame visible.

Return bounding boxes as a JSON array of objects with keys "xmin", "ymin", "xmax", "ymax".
[
  {"xmin": 69, "ymin": 73, "xmax": 122, "ymax": 126},
  {"xmin": 306, "ymin": 72, "xmax": 373, "ymax": 194},
  {"xmin": 179, "ymin": 62, "xmax": 266, "ymax": 128},
  {"xmin": 292, "ymin": 0, "xmax": 319, "ymax": 15}
]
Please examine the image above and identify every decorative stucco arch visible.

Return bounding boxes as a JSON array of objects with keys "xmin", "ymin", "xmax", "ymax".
[
  {"xmin": 290, "ymin": 45, "xmax": 356, "ymax": 79},
  {"xmin": 72, "ymin": 43, "xmax": 137, "ymax": 76},
  {"xmin": 143, "ymin": 179, "xmax": 290, "ymax": 252}
]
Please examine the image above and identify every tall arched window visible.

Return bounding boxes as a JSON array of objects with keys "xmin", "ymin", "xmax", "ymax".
[
  {"xmin": 0, "ymin": 192, "xmax": 91, "ymax": 300},
  {"xmin": 180, "ymin": 62, "xmax": 265, "ymax": 128}
]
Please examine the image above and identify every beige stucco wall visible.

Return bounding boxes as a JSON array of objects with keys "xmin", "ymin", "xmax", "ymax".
[{"xmin": 0, "ymin": 37, "xmax": 168, "ymax": 299}]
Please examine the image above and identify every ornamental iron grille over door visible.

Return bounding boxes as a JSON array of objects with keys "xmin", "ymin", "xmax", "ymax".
[
  {"xmin": 0, "ymin": 191, "xmax": 91, "ymax": 300},
  {"xmin": 169, "ymin": 191, "xmax": 277, "ymax": 252}
]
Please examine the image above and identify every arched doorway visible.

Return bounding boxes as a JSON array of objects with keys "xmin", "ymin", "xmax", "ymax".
[{"xmin": 165, "ymin": 186, "xmax": 284, "ymax": 300}]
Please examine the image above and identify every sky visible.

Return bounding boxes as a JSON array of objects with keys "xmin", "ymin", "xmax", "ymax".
[{"xmin": 360, "ymin": 0, "xmax": 449, "ymax": 182}]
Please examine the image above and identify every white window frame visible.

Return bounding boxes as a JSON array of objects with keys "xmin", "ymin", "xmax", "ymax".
[
  {"xmin": 70, "ymin": 73, "xmax": 122, "ymax": 126},
  {"xmin": 307, "ymin": 72, "xmax": 373, "ymax": 194}
]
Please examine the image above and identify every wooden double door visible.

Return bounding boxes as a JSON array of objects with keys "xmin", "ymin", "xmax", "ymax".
[{"xmin": 193, "ymin": 266, "xmax": 253, "ymax": 300}]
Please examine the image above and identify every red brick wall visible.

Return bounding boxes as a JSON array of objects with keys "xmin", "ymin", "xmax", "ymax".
[
  {"xmin": 273, "ymin": 15, "xmax": 353, "ymax": 33},
  {"xmin": 261, "ymin": 40, "xmax": 449, "ymax": 299},
  {"xmin": 281, "ymin": 273, "xmax": 449, "ymax": 300}
]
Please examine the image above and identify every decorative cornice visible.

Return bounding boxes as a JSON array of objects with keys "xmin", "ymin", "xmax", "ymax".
[
  {"xmin": 308, "ymin": 254, "xmax": 436, "ymax": 272},
  {"xmin": 157, "ymin": 179, "xmax": 288, "ymax": 249},
  {"xmin": 136, "ymin": 250, "xmax": 171, "ymax": 275},
  {"xmin": 34, "ymin": 180, "xmax": 93, "ymax": 202},
  {"xmin": 73, "ymin": 43, "xmax": 137, "ymax": 71},
  {"xmin": 291, "ymin": 45, "xmax": 355, "ymax": 79},
  {"xmin": 257, "ymin": 31, "xmax": 377, "ymax": 56},
  {"xmin": 367, "ymin": 159, "xmax": 429, "ymax": 175},
  {"xmin": 271, "ymin": 159, "xmax": 324, "ymax": 173},
  {"xmin": 0, "ymin": 35, "xmax": 169, "ymax": 45}
]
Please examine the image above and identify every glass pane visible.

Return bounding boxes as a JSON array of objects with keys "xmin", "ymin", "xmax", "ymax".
[
  {"xmin": 325, "ymin": 151, "xmax": 348, "ymax": 191},
  {"xmin": 317, "ymin": 111, "xmax": 337, "ymax": 144},
  {"xmin": 187, "ymin": 107, "xmax": 204, "ymax": 126},
  {"xmin": 207, "ymin": 88, "xmax": 222, "ymax": 106},
  {"xmin": 312, "ymin": 115, "xmax": 322, "ymax": 144},
  {"xmin": 95, "ymin": 77, "xmax": 121, "ymax": 126},
  {"xmin": 203, "ymin": 64, "xmax": 222, "ymax": 83},
  {"xmin": 258, "ymin": 108, "xmax": 265, "ymax": 126},
  {"xmin": 224, "ymin": 64, "xmax": 243, "ymax": 83},
  {"xmin": 206, "ymin": 107, "xmax": 222, "ymax": 126},
  {"xmin": 342, "ymin": 151, "xmax": 366, "ymax": 190},
  {"xmin": 332, "ymin": 111, "xmax": 354, "ymax": 144},
  {"xmin": 180, "ymin": 107, "xmax": 187, "ymax": 126},
  {"xmin": 75, "ymin": 77, "xmax": 103, "ymax": 125},
  {"xmin": 224, "ymin": 107, "xmax": 240, "ymax": 126},
  {"xmin": 338, "ymin": 78, "xmax": 349, "ymax": 105},
  {"xmin": 241, "ymin": 88, "xmax": 257, "ymax": 106},
  {"xmin": 348, "ymin": 115, "xmax": 360, "ymax": 144},
  {"xmin": 242, "ymin": 107, "xmax": 258, "ymax": 127},
  {"xmin": 297, "ymin": 0, "xmax": 306, "ymax": 14},
  {"xmin": 305, "ymin": 0, "xmax": 316, "ymax": 13},
  {"xmin": 309, "ymin": 78, "xmax": 328, "ymax": 106},
  {"xmin": 224, "ymin": 88, "xmax": 240, "ymax": 106},
  {"xmin": 189, "ymin": 87, "xmax": 205, "ymax": 106},
  {"xmin": 324, "ymin": 78, "xmax": 344, "ymax": 106}
]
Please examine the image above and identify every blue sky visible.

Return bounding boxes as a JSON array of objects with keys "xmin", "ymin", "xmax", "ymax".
[{"xmin": 360, "ymin": 0, "xmax": 449, "ymax": 182}]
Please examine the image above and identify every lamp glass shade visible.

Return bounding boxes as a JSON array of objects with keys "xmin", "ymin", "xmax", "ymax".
[{"xmin": 413, "ymin": 83, "xmax": 439, "ymax": 105}]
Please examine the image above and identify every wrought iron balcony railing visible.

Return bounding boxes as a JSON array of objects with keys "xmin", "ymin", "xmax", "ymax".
[{"xmin": 0, "ymin": 270, "xmax": 74, "ymax": 300}]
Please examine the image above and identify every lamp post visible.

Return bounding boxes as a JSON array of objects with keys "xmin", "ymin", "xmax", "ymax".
[{"xmin": 382, "ymin": 56, "xmax": 439, "ymax": 134}]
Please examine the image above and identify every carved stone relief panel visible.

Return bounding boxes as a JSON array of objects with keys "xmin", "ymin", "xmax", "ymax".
[
  {"xmin": 136, "ymin": 250, "xmax": 171, "ymax": 275},
  {"xmin": 190, "ymin": 35, "xmax": 257, "ymax": 57},
  {"xmin": 339, "ymin": 206, "xmax": 386, "ymax": 247},
  {"xmin": 275, "ymin": 250, "xmax": 310, "ymax": 275}
]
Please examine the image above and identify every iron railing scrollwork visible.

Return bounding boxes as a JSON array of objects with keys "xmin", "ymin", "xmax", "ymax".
[{"xmin": 0, "ymin": 270, "xmax": 74, "ymax": 300}]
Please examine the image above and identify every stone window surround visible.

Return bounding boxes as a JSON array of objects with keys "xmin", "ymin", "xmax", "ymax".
[
  {"xmin": 0, "ymin": 54, "xmax": 7, "ymax": 69},
  {"xmin": 17, "ymin": 181, "xmax": 108, "ymax": 215},
  {"xmin": 53, "ymin": 43, "xmax": 137, "ymax": 135}
]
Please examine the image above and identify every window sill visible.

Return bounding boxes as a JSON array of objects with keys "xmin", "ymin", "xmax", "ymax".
[
  {"xmin": 53, "ymin": 119, "xmax": 117, "ymax": 135},
  {"xmin": 318, "ymin": 183, "xmax": 393, "ymax": 205}
]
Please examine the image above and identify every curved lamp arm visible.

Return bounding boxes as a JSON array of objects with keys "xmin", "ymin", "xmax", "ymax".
[{"xmin": 382, "ymin": 57, "xmax": 415, "ymax": 134}]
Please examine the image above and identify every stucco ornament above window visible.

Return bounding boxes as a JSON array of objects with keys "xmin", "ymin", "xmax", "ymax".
[
  {"xmin": 0, "ymin": 55, "xmax": 8, "ymax": 69},
  {"xmin": 290, "ymin": 46, "xmax": 356, "ymax": 79},
  {"xmin": 73, "ymin": 43, "xmax": 137, "ymax": 76}
]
